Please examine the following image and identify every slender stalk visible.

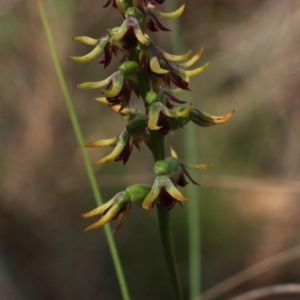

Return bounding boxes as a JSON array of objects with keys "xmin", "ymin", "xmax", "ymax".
[
  {"xmin": 137, "ymin": 71, "xmax": 183, "ymax": 299},
  {"xmin": 164, "ymin": 1, "xmax": 202, "ymax": 298},
  {"xmin": 157, "ymin": 205, "xmax": 183, "ymax": 300},
  {"xmin": 36, "ymin": 2, "xmax": 130, "ymax": 299},
  {"xmin": 151, "ymin": 132, "xmax": 183, "ymax": 300},
  {"xmin": 149, "ymin": 131, "xmax": 165, "ymax": 161}
]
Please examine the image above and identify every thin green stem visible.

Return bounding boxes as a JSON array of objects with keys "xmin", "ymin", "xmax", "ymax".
[
  {"xmin": 149, "ymin": 131, "xmax": 165, "ymax": 161},
  {"xmin": 37, "ymin": 2, "xmax": 130, "ymax": 299},
  {"xmin": 137, "ymin": 63, "xmax": 183, "ymax": 300},
  {"xmin": 157, "ymin": 205, "xmax": 183, "ymax": 300},
  {"xmin": 150, "ymin": 130, "xmax": 183, "ymax": 300},
  {"xmin": 164, "ymin": 1, "xmax": 202, "ymax": 298}
]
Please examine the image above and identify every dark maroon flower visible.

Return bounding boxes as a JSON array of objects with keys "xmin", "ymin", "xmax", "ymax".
[
  {"xmin": 98, "ymin": 42, "xmax": 126, "ymax": 69},
  {"xmin": 139, "ymin": 45, "xmax": 191, "ymax": 91},
  {"xmin": 163, "ymin": 92, "xmax": 186, "ymax": 109},
  {"xmin": 166, "ymin": 151, "xmax": 213, "ymax": 188},
  {"xmin": 115, "ymin": 136, "xmax": 141, "ymax": 165},
  {"xmin": 146, "ymin": 15, "xmax": 171, "ymax": 32},
  {"xmin": 158, "ymin": 187, "xmax": 180, "ymax": 210},
  {"xmin": 105, "ymin": 76, "xmax": 139, "ymax": 110},
  {"xmin": 84, "ymin": 129, "xmax": 142, "ymax": 165},
  {"xmin": 121, "ymin": 27, "xmax": 139, "ymax": 50}
]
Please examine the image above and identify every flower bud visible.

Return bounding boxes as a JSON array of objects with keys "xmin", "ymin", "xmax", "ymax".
[
  {"xmin": 119, "ymin": 61, "xmax": 140, "ymax": 75},
  {"xmin": 125, "ymin": 184, "xmax": 152, "ymax": 204},
  {"xmin": 154, "ymin": 160, "xmax": 169, "ymax": 176},
  {"xmin": 145, "ymin": 91, "xmax": 159, "ymax": 105}
]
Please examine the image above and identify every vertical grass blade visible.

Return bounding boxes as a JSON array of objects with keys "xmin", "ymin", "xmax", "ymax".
[
  {"xmin": 36, "ymin": 1, "xmax": 130, "ymax": 299},
  {"xmin": 164, "ymin": 1, "xmax": 202, "ymax": 299}
]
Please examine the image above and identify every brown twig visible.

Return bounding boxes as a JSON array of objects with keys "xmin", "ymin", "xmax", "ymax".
[
  {"xmin": 199, "ymin": 244, "xmax": 300, "ymax": 300},
  {"xmin": 229, "ymin": 284, "xmax": 300, "ymax": 300}
]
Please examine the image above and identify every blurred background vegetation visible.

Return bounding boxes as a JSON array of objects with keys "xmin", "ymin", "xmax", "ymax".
[{"xmin": 1, "ymin": 0, "xmax": 300, "ymax": 299}]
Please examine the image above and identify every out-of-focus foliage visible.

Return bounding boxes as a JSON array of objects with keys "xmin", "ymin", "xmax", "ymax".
[{"xmin": 1, "ymin": 0, "xmax": 300, "ymax": 299}]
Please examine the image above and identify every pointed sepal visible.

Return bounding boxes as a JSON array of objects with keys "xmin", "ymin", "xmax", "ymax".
[
  {"xmin": 190, "ymin": 108, "xmax": 237, "ymax": 127},
  {"xmin": 69, "ymin": 36, "xmax": 109, "ymax": 63}
]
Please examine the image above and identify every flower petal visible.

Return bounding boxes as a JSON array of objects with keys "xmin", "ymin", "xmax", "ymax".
[
  {"xmin": 77, "ymin": 76, "xmax": 112, "ymax": 89},
  {"xmin": 142, "ymin": 178, "xmax": 162, "ymax": 209},
  {"xmin": 95, "ymin": 130, "xmax": 129, "ymax": 165},
  {"xmin": 84, "ymin": 202, "xmax": 120, "ymax": 231},
  {"xmin": 148, "ymin": 105, "xmax": 162, "ymax": 130},
  {"xmin": 113, "ymin": 201, "xmax": 132, "ymax": 232},
  {"xmin": 102, "ymin": 74, "xmax": 124, "ymax": 97},
  {"xmin": 95, "ymin": 97, "xmax": 110, "ymax": 104},
  {"xmin": 190, "ymin": 108, "xmax": 236, "ymax": 127},
  {"xmin": 133, "ymin": 26, "xmax": 150, "ymax": 46},
  {"xmin": 81, "ymin": 198, "xmax": 116, "ymax": 218},
  {"xmin": 180, "ymin": 48, "xmax": 203, "ymax": 68},
  {"xmin": 158, "ymin": 103, "xmax": 191, "ymax": 118},
  {"xmin": 152, "ymin": 4, "xmax": 185, "ymax": 20},
  {"xmin": 161, "ymin": 49, "xmax": 191, "ymax": 62},
  {"xmin": 83, "ymin": 192, "xmax": 129, "ymax": 231},
  {"xmin": 150, "ymin": 56, "xmax": 169, "ymax": 74},
  {"xmin": 184, "ymin": 61, "xmax": 211, "ymax": 77},
  {"xmin": 72, "ymin": 36, "xmax": 99, "ymax": 46},
  {"xmin": 162, "ymin": 176, "xmax": 189, "ymax": 202},
  {"xmin": 68, "ymin": 37, "xmax": 109, "ymax": 63},
  {"xmin": 84, "ymin": 137, "xmax": 118, "ymax": 147},
  {"xmin": 109, "ymin": 25, "xmax": 127, "ymax": 43},
  {"xmin": 170, "ymin": 147, "xmax": 178, "ymax": 159},
  {"xmin": 172, "ymin": 104, "xmax": 191, "ymax": 118},
  {"xmin": 184, "ymin": 163, "xmax": 214, "ymax": 170}
]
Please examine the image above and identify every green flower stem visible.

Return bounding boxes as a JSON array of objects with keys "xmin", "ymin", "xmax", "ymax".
[
  {"xmin": 157, "ymin": 205, "xmax": 183, "ymax": 300},
  {"xmin": 137, "ymin": 69, "xmax": 151, "ymax": 101},
  {"xmin": 37, "ymin": 2, "xmax": 130, "ymax": 300},
  {"xmin": 164, "ymin": 1, "xmax": 202, "ymax": 298},
  {"xmin": 150, "ymin": 126, "xmax": 183, "ymax": 300},
  {"xmin": 133, "ymin": 49, "xmax": 150, "ymax": 104},
  {"xmin": 137, "ymin": 72, "xmax": 182, "ymax": 299},
  {"xmin": 149, "ymin": 131, "xmax": 165, "ymax": 161}
]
